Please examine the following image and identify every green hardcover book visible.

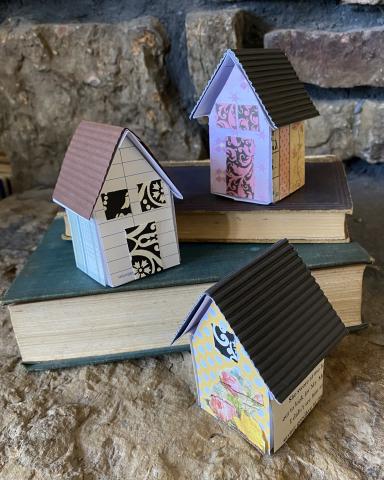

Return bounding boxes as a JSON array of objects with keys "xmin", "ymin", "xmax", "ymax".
[{"xmin": 3, "ymin": 218, "xmax": 371, "ymax": 370}]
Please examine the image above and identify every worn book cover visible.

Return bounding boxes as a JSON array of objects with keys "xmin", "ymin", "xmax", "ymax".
[{"xmin": 165, "ymin": 161, "xmax": 352, "ymax": 242}]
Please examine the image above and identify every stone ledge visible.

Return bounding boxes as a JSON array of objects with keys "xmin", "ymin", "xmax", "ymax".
[
  {"xmin": 305, "ymin": 98, "xmax": 384, "ymax": 163},
  {"xmin": 264, "ymin": 28, "xmax": 384, "ymax": 88}
]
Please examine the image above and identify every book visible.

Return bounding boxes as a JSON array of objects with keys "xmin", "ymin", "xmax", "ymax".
[
  {"xmin": 3, "ymin": 218, "xmax": 371, "ymax": 370},
  {"xmin": 163, "ymin": 159, "xmax": 352, "ymax": 243}
]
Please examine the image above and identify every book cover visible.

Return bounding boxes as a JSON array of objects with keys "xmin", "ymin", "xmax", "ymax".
[
  {"xmin": 4, "ymin": 217, "xmax": 369, "ymax": 306},
  {"xmin": 166, "ymin": 162, "xmax": 352, "ymax": 214}
]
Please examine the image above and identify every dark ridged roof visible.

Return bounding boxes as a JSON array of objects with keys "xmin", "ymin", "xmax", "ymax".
[
  {"xmin": 191, "ymin": 48, "xmax": 319, "ymax": 128},
  {"xmin": 232, "ymin": 49, "xmax": 319, "ymax": 127},
  {"xmin": 207, "ymin": 239, "xmax": 347, "ymax": 403}
]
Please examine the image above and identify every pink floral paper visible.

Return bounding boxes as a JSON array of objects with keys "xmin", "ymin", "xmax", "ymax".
[
  {"xmin": 215, "ymin": 103, "xmax": 237, "ymax": 129},
  {"xmin": 225, "ymin": 136, "xmax": 255, "ymax": 199}
]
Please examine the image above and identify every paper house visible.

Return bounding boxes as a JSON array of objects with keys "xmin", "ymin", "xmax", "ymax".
[
  {"xmin": 173, "ymin": 239, "xmax": 347, "ymax": 453},
  {"xmin": 53, "ymin": 121, "xmax": 183, "ymax": 287},
  {"xmin": 191, "ymin": 49, "xmax": 319, "ymax": 204}
]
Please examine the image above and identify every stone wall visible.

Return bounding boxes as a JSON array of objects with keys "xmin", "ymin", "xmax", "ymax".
[{"xmin": 0, "ymin": 1, "xmax": 383, "ymax": 191}]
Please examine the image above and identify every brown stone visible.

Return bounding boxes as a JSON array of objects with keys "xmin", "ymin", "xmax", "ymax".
[
  {"xmin": 264, "ymin": 28, "xmax": 384, "ymax": 88},
  {"xmin": 0, "ymin": 18, "xmax": 204, "ymax": 192}
]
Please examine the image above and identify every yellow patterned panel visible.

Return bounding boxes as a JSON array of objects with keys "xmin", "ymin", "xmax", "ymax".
[
  {"xmin": 272, "ymin": 129, "xmax": 280, "ymax": 202},
  {"xmin": 289, "ymin": 122, "xmax": 305, "ymax": 193},
  {"xmin": 191, "ymin": 301, "xmax": 271, "ymax": 453}
]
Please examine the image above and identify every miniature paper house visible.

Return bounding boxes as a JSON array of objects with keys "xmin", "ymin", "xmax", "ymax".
[
  {"xmin": 191, "ymin": 49, "xmax": 319, "ymax": 204},
  {"xmin": 53, "ymin": 121, "xmax": 183, "ymax": 287},
  {"xmin": 173, "ymin": 239, "xmax": 347, "ymax": 454}
]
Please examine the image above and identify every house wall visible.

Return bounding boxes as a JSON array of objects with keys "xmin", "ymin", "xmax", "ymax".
[
  {"xmin": 92, "ymin": 137, "xmax": 180, "ymax": 287},
  {"xmin": 190, "ymin": 300, "xmax": 271, "ymax": 454},
  {"xmin": 208, "ymin": 64, "xmax": 272, "ymax": 204},
  {"xmin": 272, "ymin": 121, "xmax": 305, "ymax": 202},
  {"xmin": 66, "ymin": 209, "xmax": 106, "ymax": 285},
  {"xmin": 271, "ymin": 360, "xmax": 324, "ymax": 452}
]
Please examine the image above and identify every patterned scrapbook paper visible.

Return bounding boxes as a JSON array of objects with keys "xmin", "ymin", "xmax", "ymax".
[
  {"xmin": 138, "ymin": 179, "xmax": 167, "ymax": 212},
  {"xmin": 272, "ymin": 129, "xmax": 280, "ymax": 202},
  {"xmin": 125, "ymin": 222, "xmax": 163, "ymax": 279},
  {"xmin": 289, "ymin": 122, "xmax": 305, "ymax": 193},
  {"xmin": 225, "ymin": 136, "xmax": 255, "ymax": 199},
  {"xmin": 101, "ymin": 189, "xmax": 132, "ymax": 220},
  {"xmin": 191, "ymin": 301, "xmax": 271, "ymax": 453},
  {"xmin": 215, "ymin": 103, "xmax": 237, "ymax": 129},
  {"xmin": 278, "ymin": 126, "xmax": 290, "ymax": 199},
  {"xmin": 238, "ymin": 105, "xmax": 260, "ymax": 131}
]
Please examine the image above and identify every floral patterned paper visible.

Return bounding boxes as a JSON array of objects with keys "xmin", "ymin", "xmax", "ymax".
[
  {"xmin": 125, "ymin": 222, "xmax": 163, "ymax": 279},
  {"xmin": 226, "ymin": 136, "xmax": 255, "ymax": 199},
  {"xmin": 191, "ymin": 302, "xmax": 271, "ymax": 453},
  {"xmin": 215, "ymin": 103, "xmax": 237, "ymax": 129},
  {"xmin": 238, "ymin": 104, "xmax": 259, "ymax": 132},
  {"xmin": 138, "ymin": 179, "xmax": 166, "ymax": 212}
]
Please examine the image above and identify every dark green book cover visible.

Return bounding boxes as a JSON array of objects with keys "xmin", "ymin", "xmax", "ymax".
[
  {"xmin": 3, "ymin": 218, "xmax": 372, "ymax": 371},
  {"xmin": 4, "ymin": 218, "xmax": 371, "ymax": 306}
]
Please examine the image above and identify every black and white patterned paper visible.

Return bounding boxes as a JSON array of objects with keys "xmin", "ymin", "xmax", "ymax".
[
  {"xmin": 101, "ymin": 189, "xmax": 132, "ymax": 220},
  {"xmin": 125, "ymin": 221, "xmax": 163, "ymax": 279},
  {"xmin": 138, "ymin": 179, "xmax": 166, "ymax": 212}
]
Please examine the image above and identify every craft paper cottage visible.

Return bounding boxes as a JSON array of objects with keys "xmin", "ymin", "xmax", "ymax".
[
  {"xmin": 173, "ymin": 239, "xmax": 347, "ymax": 454},
  {"xmin": 53, "ymin": 121, "xmax": 183, "ymax": 287},
  {"xmin": 191, "ymin": 48, "xmax": 319, "ymax": 204}
]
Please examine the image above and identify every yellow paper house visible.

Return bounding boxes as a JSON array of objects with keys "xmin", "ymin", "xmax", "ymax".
[
  {"xmin": 191, "ymin": 49, "xmax": 319, "ymax": 204},
  {"xmin": 173, "ymin": 240, "xmax": 347, "ymax": 453}
]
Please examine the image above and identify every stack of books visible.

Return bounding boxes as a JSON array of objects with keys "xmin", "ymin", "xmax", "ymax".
[{"xmin": 3, "ymin": 157, "xmax": 371, "ymax": 370}]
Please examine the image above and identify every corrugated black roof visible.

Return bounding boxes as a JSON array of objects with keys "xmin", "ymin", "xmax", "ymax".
[
  {"xmin": 207, "ymin": 239, "xmax": 347, "ymax": 403},
  {"xmin": 232, "ymin": 49, "xmax": 319, "ymax": 127}
]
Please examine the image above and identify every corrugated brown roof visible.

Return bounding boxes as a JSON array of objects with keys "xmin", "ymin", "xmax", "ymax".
[
  {"xmin": 191, "ymin": 48, "xmax": 319, "ymax": 128},
  {"xmin": 207, "ymin": 239, "xmax": 347, "ymax": 402},
  {"xmin": 53, "ymin": 121, "xmax": 125, "ymax": 219}
]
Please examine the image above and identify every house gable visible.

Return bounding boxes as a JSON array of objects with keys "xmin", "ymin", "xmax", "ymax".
[
  {"xmin": 90, "ymin": 137, "xmax": 180, "ymax": 287},
  {"xmin": 190, "ymin": 300, "xmax": 272, "ymax": 454},
  {"xmin": 207, "ymin": 64, "xmax": 273, "ymax": 204}
]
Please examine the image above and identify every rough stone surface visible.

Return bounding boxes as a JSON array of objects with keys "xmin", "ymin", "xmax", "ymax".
[
  {"xmin": 264, "ymin": 28, "xmax": 384, "ymax": 88},
  {"xmin": 342, "ymin": 0, "xmax": 384, "ymax": 4},
  {"xmin": 305, "ymin": 99, "xmax": 384, "ymax": 163},
  {"xmin": 185, "ymin": 9, "xmax": 262, "ymax": 99},
  {"xmin": 0, "ymin": 168, "xmax": 383, "ymax": 479},
  {"xmin": 0, "ymin": 17, "xmax": 204, "ymax": 192}
]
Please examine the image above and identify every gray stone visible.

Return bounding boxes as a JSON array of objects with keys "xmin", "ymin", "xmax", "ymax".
[
  {"xmin": 186, "ymin": 9, "xmax": 260, "ymax": 99},
  {"xmin": 264, "ymin": 28, "xmax": 384, "ymax": 88},
  {"xmin": 305, "ymin": 99, "xmax": 384, "ymax": 163},
  {"xmin": 342, "ymin": 0, "xmax": 384, "ymax": 4},
  {"xmin": 0, "ymin": 17, "xmax": 204, "ymax": 192},
  {"xmin": 0, "ymin": 187, "xmax": 383, "ymax": 479}
]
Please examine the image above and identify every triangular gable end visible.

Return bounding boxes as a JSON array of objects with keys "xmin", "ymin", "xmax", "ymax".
[
  {"xmin": 190, "ymin": 49, "xmax": 276, "ymax": 129},
  {"xmin": 124, "ymin": 130, "xmax": 183, "ymax": 200},
  {"xmin": 53, "ymin": 122, "xmax": 183, "ymax": 220}
]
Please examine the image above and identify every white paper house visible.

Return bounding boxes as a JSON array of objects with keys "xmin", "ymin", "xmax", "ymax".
[
  {"xmin": 191, "ymin": 48, "xmax": 319, "ymax": 204},
  {"xmin": 53, "ymin": 121, "xmax": 183, "ymax": 287}
]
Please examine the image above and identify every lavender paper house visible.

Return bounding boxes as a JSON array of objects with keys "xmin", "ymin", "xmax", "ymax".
[
  {"xmin": 191, "ymin": 49, "xmax": 319, "ymax": 204},
  {"xmin": 173, "ymin": 240, "xmax": 347, "ymax": 454},
  {"xmin": 53, "ymin": 121, "xmax": 183, "ymax": 287}
]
